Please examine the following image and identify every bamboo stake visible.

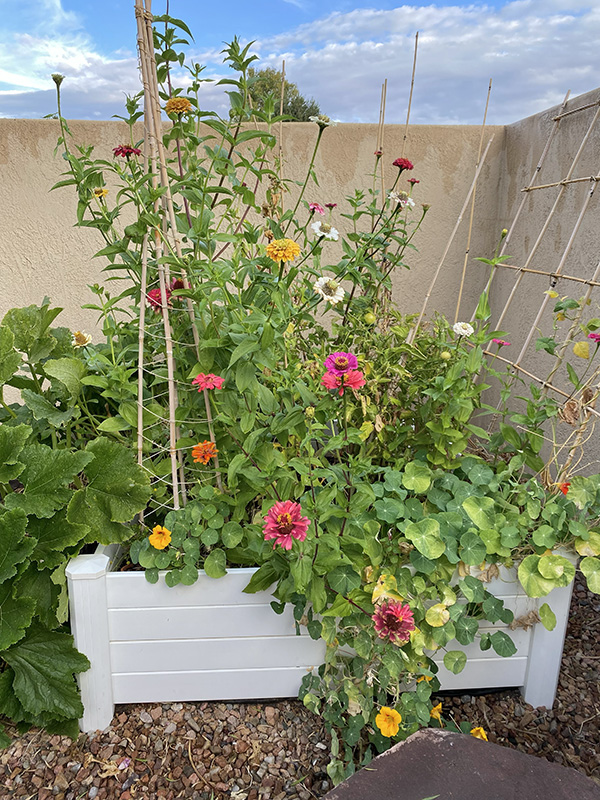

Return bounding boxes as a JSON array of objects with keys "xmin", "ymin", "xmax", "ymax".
[
  {"xmin": 482, "ymin": 261, "xmax": 600, "ymax": 288},
  {"xmin": 379, "ymin": 79, "xmax": 387, "ymax": 201},
  {"xmin": 522, "ymin": 174, "xmax": 600, "ymax": 192},
  {"xmin": 455, "ymin": 78, "xmax": 492, "ymax": 323},
  {"xmin": 401, "ymin": 32, "xmax": 418, "ymax": 159},
  {"xmin": 406, "ymin": 135, "xmax": 494, "ymax": 344},
  {"xmin": 495, "ymin": 103, "xmax": 600, "ymax": 329},
  {"xmin": 279, "ymin": 59, "xmax": 285, "ymax": 210},
  {"xmin": 553, "ymin": 99, "xmax": 600, "ymax": 121}
]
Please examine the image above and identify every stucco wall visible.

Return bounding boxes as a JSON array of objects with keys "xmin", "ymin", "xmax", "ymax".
[{"xmin": 0, "ymin": 118, "xmax": 505, "ymax": 333}]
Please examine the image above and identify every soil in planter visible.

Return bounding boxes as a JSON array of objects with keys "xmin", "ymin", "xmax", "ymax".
[{"xmin": 1, "ymin": 574, "xmax": 599, "ymax": 798}]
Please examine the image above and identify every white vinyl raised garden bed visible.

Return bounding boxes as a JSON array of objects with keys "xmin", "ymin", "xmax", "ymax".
[{"xmin": 66, "ymin": 545, "xmax": 575, "ymax": 732}]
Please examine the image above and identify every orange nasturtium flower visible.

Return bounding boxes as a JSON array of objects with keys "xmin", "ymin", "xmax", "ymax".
[
  {"xmin": 165, "ymin": 96, "xmax": 192, "ymax": 115},
  {"xmin": 191, "ymin": 440, "xmax": 218, "ymax": 465},
  {"xmin": 149, "ymin": 525, "xmax": 172, "ymax": 550},
  {"xmin": 559, "ymin": 482, "xmax": 571, "ymax": 495},
  {"xmin": 266, "ymin": 238, "xmax": 301, "ymax": 264},
  {"xmin": 430, "ymin": 702, "xmax": 443, "ymax": 722},
  {"xmin": 375, "ymin": 707, "xmax": 402, "ymax": 738},
  {"xmin": 470, "ymin": 727, "xmax": 488, "ymax": 741}
]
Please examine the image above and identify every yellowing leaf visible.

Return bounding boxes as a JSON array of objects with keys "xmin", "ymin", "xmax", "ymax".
[
  {"xmin": 545, "ymin": 290, "xmax": 559, "ymax": 298},
  {"xmin": 359, "ymin": 421, "xmax": 374, "ymax": 441},
  {"xmin": 372, "ymin": 574, "xmax": 403, "ymax": 604},
  {"xmin": 457, "ymin": 561, "xmax": 471, "ymax": 578},
  {"xmin": 425, "ymin": 603, "xmax": 450, "ymax": 627},
  {"xmin": 573, "ymin": 341, "xmax": 590, "ymax": 359},
  {"xmin": 575, "ymin": 530, "xmax": 600, "ymax": 557}
]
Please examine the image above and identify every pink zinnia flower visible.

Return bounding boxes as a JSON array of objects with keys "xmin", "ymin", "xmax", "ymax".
[
  {"xmin": 113, "ymin": 144, "xmax": 142, "ymax": 158},
  {"xmin": 408, "ymin": 178, "xmax": 420, "ymax": 185},
  {"xmin": 309, "ymin": 203, "xmax": 325, "ymax": 215},
  {"xmin": 263, "ymin": 500, "xmax": 310, "ymax": 550},
  {"xmin": 372, "ymin": 600, "xmax": 415, "ymax": 644},
  {"xmin": 146, "ymin": 287, "xmax": 171, "ymax": 312},
  {"xmin": 392, "ymin": 158, "xmax": 414, "ymax": 171},
  {"xmin": 492, "ymin": 338, "xmax": 511, "ymax": 347},
  {"xmin": 324, "ymin": 352, "xmax": 358, "ymax": 375},
  {"xmin": 588, "ymin": 332, "xmax": 600, "ymax": 343},
  {"xmin": 374, "ymin": 149, "xmax": 383, "ymax": 157},
  {"xmin": 321, "ymin": 369, "xmax": 365, "ymax": 396},
  {"xmin": 192, "ymin": 373, "xmax": 224, "ymax": 391}
]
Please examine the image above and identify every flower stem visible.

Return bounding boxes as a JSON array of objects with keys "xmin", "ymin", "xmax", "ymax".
[{"xmin": 284, "ymin": 128, "xmax": 324, "ymax": 235}]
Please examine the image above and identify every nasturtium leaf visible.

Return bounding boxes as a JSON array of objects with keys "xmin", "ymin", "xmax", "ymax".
[
  {"xmin": 500, "ymin": 525, "xmax": 521, "ymax": 549},
  {"xmin": 425, "ymin": 603, "xmax": 450, "ymax": 627},
  {"xmin": 462, "ymin": 496, "xmax": 495, "ymax": 530},
  {"xmin": 371, "ymin": 574, "xmax": 402, "ymax": 604},
  {"xmin": 459, "ymin": 532, "xmax": 487, "ymax": 566},
  {"xmin": 138, "ymin": 548, "xmax": 156, "ymax": 569},
  {"xmin": 144, "ymin": 568, "xmax": 159, "ymax": 584},
  {"xmin": 27, "ymin": 511, "xmax": 89, "ymax": 570},
  {"xmin": 180, "ymin": 564, "xmax": 199, "ymax": 585},
  {"xmin": 200, "ymin": 529, "xmax": 219, "ymax": 547},
  {"xmin": 0, "ymin": 423, "xmax": 30, "ymax": 483},
  {"xmin": 165, "ymin": 570, "xmax": 181, "ymax": 587},
  {"xmin": 0, "ymin": 325, "xmax": 21, "ymax": 386},
  {"xmin": 402, "ymin": 462, "xmax": 433, "ymax": 494},
  {"xmin": 0, "ymin": 582, "xmax": 35, "ymax": 650},
  {"xmin": 517, "ymin": 555, "xmax": 556, "ymax": 597},
  {"xmin": 2, "ymin": 623, "xmax": 90, "ymax": 719},
  {"xmin": 43, "ymin": 358, "xmax": 86, "ymax": 399},
  {"xmin": 154, "ymin": 551, "xmax": 172, "ymax": 570},
  {"xmin": 532, "ymin": 524, "xmax": 557, "ymax": 549},
  {"xmin": 465, "ymin": 461, "xmax": 494, "ymax": 486},
  {"xmin": 21, "ymin": 389, "xmax": 79, "ymax": 429},
  {"xmin": 458, "ymin": 575, "xmax": 486, "ymax": 603},
  {"xmin": 537, "ymin": 554, "xmax": 575, "ymax": 586},
  {"xmin": 443, "ymin": 650, "xmax": 467, "ymax": 674},
  {"xmin": 580, "ymin": 557, "xmax": 600, "ymax": 594},
  {"xmin": 66, "ymin": 437, "xmax": 151, "ymax": 543},
  {"xmin": 409, "ymin": 550, "xmax": 437, "ymax": 575},
  {"xmin": 373, "ymin": 497, "xmax": 404, "ymax": 524},
  {"xmin": 0, "ymin": 509, "xmax": 33, "ymax": 583},
  {"xmin": 328, "ymin": 565, "xmax": 361, "ymax": 596},
  {"xmin": 5, "ymin": 445, "xmax": 91, "ymax": 519},
  {"xmin": 405, "ymin": 518, "xmax": 445, "ymax": 559},
  {"xmin": 575, "ymin": 531, "xmax": 600, "ymax": 557},
  {"xmin": 539, "ymin": 602, "xmax": 557, "ymax": 631},
  {"xmin": 566, "ymin": 477, "xmax": 596, "ymax": 510},
  {"xmin": 203, "ymin": 548, "xmax": 227, "ymax": 579},
  {"xmin": 454, "ymin": 615, "xmax": 479, "ymax": 645},
  {"xmin": 489, "ymin": 631, "xmax": 517, "ymax": 657}
]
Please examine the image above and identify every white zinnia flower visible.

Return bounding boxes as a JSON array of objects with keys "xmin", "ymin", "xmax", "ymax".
[
  {"xmin": 388, "ymin": 190, "xmax": 415, "ymax": 209},
  {"xmin": 308, "ymin": 114, "xmax": 337, "ymax": 128},
  {"xmin": 311, "ymin": 221, "xmax": 339, "ymax": 241},
  {"xmin": 313, "ymin": 276, "xmax": 345, "ymax": 305},
  {"xmin": 72, "ymin": 331, "xmax": 92, "ymax": 348},
  {"xmin": 453, "ymin": 322, "xmax": 474, "ymax": 337}
]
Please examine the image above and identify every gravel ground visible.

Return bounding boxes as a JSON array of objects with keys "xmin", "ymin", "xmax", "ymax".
[{"xmin": 2, "ymin": 575, "xmax": 599, "ymax": 799}]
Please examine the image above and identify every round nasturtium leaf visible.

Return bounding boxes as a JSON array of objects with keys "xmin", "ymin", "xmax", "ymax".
[
  {"xmin": 538, "ymin": 602, "xmax": 557, "ymax": 631},
  {"xmin": 405, "ymin": 519, "xmax": 445, "ymax": 560},
  {"xmin": 443, "ymin": 650, "xmax": 467, "ymax": 674},
  {"xmin": 580, "ymin": 557, "xmax": 600, "ymax": 594},
  {"xmin": 517, "ymin": 555, "xmax": 556, "ymax": 597},
  {"xmin": 537, "ymin": 554, "xmax": 575, "ymax": 586},
  {"xmin": 425, "ymin": 603, "xmax": 450, "ymax": 628},
  {"xmin": 575, "ymin": 530, "xmax": 600, "ymax": 557},
  {"xmin": 203, "ymin": 548, "xmax": 227, "ymax": 579}
]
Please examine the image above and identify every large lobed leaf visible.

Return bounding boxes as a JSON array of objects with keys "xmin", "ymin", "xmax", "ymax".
[
  {"xmin": 67, "ymin": 437, "xmax": 151, "ymax": 543},
  {"xmin": 0, "ymin": 423, "xmax": 31, "ymax": 483},
  {"xmin": 0, "ymin": 325, "xmax": 22, "ymax": 386},
  {"xmin": 0, "ymin": 581, "xmax": 36, "ymax": 651},
  {"xmin": 0, "ymin": 509, "xmax": 34, "ymax": 584}
]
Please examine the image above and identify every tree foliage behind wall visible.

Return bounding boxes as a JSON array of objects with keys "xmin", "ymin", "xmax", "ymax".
[{"xmin": 248, "ymin": 66, "xmax": 320, "ymax": 121}]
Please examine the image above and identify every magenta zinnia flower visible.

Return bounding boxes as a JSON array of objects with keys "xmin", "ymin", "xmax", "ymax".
[
  {"xmin": 321, "ymin": 369, "xmax": 365, "ymax": 396},
  {"xmin": 324, "ymin": 352, "xmax": 358, "ymax": 375},
  {"xmin": 392, "ymin": 157, "xmax": 414, "ymax": 171},
  {"xmin": 372, "ymin": 600, "xmax": 415, "ymax": 644},
  {"xmin": 146, "ymin": 287, "xmax": 171, "ymax": 312},
  {"xmin": 309, "ymin": 203, "xmax": 325, "ymax": 215},
  {"xmin": 113, "ymin": 144, "xmax": 142, "ymax": 158},
  {"xmin": 325, "ymin": 203, "xmax": 337, "ymax": 209},
  {"xmin": 263, "ymin": 500, "xmax": 310, "ymax": 550},
  {"xmin": 492, "ymin": 338, "xmax": 511, "ymax": 347},
  {"xmin": 408, "ymin": 178, "xmax": 420, "ymax": 185},
  {"xmin": 588, "ymin": 332, "xmax": 600, "ymax": 343},
  {"xmin": 192, "ymin": 373, "xmax": 224, "ymax": 391}
]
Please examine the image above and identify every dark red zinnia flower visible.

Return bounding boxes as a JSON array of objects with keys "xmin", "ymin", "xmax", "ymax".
[
  {"xmin": 408, "ymin": 178, "xmax": 420, "ymax": 185},
  {"xmin": 113, "ymin": 144, "xmax": 142, "ymax": 158},
  {"xmin": 372, "ymin": 601, "xmax": 415, "ymax": 644},
  {"xmin": 325, "ymin": 203, "xmax": 337, "ymax": 209},
  {"xmin": 392, "ymin": 157, "xmax": 414, "ymax": 171}
]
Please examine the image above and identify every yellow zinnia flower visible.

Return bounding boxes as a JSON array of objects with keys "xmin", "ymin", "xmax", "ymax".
[
  {"xmin": 93, "ymin": 187, "xmax": 109, "ymax": 198},
  {"xmin": 72, "ymin": 331, "xmax": 92, "ymax": 348},
  {"xmin": 375, "ymin": 706, "xmax": 402, "ymax": 737},
  {"xmin": 430, "ymin": 702, "xmax": 443, "ymax": 721},
  {"xmin": 266, "ymin": 238, "xmax": 301, "ymax": 264},
  {"xmin": 149, "ymin": 525, "xmax": 172, "ymax": 550},
  {"xmin": 470, "ymin": 726, "xmax": 488, "ymax": 741},
  {"xmin": 165, "ymin": 96, "xmax": 192, "ymax": 115}
]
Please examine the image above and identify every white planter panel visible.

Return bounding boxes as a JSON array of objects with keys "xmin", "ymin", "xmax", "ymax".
[{"xmin": 434, "ymin": 656, "xmax": 528, "ymax": 691}]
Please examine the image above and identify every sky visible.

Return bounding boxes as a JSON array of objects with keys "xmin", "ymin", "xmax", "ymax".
[{"xmin": 0, "ymin": 0, "xmax": 597, "ymax": 125}]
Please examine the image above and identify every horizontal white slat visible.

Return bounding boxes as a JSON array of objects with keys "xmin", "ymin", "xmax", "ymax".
[
  {"xmin": 112, "ymin": 667, "xmax": 314, "ymax": 704},
  {"xmin": 108, "ymin": 604, "xmax": 303, "ymax": 641},
  {"xmin": 435, "ymin": 656, "xmax": 528, "ymax": 691},
  {"xmin": 439, "ymin": 625, "xmax": 531, "ymax": 660},
  {"xmin": 106, "ymin": 568, "xmax": 272, "ymax": 609},
  {"xmin": 110, "ymin": 635, "xmax": 326, "ymax": 673}
]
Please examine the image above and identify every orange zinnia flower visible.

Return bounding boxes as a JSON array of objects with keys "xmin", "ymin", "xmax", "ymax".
[
  {"xmin": 149, "ymin": 525, "xmax": 171, "ymax": 550},
  {"xmin": 165, "ymin": 96, "xmax": 192, "ymax": 115},
  {"xmin": 192, "ymin": 440, "xmax": 218, "ymax": 464}
]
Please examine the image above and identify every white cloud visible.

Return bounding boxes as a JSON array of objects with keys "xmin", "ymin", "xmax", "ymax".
[{"xmin": 0, "ymin": 0, "xmax": 597, "ymax": 125}]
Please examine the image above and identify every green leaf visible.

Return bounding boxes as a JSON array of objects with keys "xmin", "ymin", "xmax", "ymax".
[
  {"xmin": 21, "ymin": 389, "xmax": 79, "ymax": 428},
  {"xmin": 405, "ymin": 518, "xmax": 445, "ymax": 559},
  {"xmin": 66, "ymin": 437, "xmax": 151, "ymax": 543},
  {"xmin": 0, "ymin": 325, "xmax": 21, "ymax": 386},
  {"xmin": 462, "ymin": 496, "xmax": 495, "ymax": 530},
  {"xmin": 2, "ymin": 303, "xmax": 61, "ymax": 362},
  {"xmin": 0, "ymin": 581, "xmax": 35, "ymax": 650},
  {"xmin": 321, "ymin": 594, "xmax": 355, "ymax": 618},
  {"xmin": 328, "ymin": 565, "xmax": 361, "ymax": 595},
  {"xmin": 537, "ymin": 554, "xmax": 575, "ymax": 586},
  {"xmin": 517, "ymin": 555, "xmax": 556, "ymax": 597},
  {"xmin": 489, "ymin": 631, "xmax": 517, "ymax": 657},
  {"xmin": 43, "ymin": 358, "xmax": 86, "ymax": 399},
  {"xmin": 579, "ymin": 557, "xmax": 600, "ymax": 593},
  {"xmin": 243, "ymin": 563, "xmax": 278, "ymax": 593},
  {"xmin": 5, "ymin": 444, "xmax": 91, "ymax": 518},
  {"xmin": 229, "ymin": 337, "xmax": 259, "ymax": 366},
  {"xmin": 14, "ymin": 565, "xmax": 60, "ymax": 629},
  {"xmin": 538, "ymin": 602, "xmax": 557, "ymax": 631},
  {"xmin": 0, "ymin": 424, "xmax": 31, "ymax": 483},
  {"xmin": 97, "ymin": 416, "xmax": 131, "ymax": 433},
  {"xmin": 221, "ymin": 521, "xmax": 243, "ymax": 548},
  {"xmin": 27, "ymin": 511, "xmax": 89, "ymax": 570},
  {"xmin": 566, "ymin": 477, "xmax": 596, "ymax": 510},
  {"xmin": 459, "ymin": 532, "xmax": 487, "ymax": 566},
  {"xmin": 2, "ymin": 624, "xmax": 89, "ymax": 719},
  {"xmin": 373, "ymin": 497, "xmax": 404, "ymax": 524},
  {"xmin": 0, "ymin": 509, "xmax": 33, "ymax": 583},
  {"xmin": 203, "ymin": 549, "xmax": 227, "ymax": 579},
  {"xmin": 443, "ymin": 650, "xmax": 467, "ymax": 674},
  {"xmin": 455, "ymin": 616, "xmax": 479, "ymax": 645},
  {"xmin": 402, "ymin": 462, "xmax": 433, "ymax": 493}
]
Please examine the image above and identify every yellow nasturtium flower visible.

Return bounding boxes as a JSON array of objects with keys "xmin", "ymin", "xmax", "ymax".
[
  {"xmin": 430, "ymin": 702, "xmax": 443, "ymax": 722},
  {"xmin": 375, "ymin": 707, "xmax": 402, "ymax": 737},
  {"xmin": 470, "ymin": 727, "xmax": 488, "ymax": 741},
  {"xmin": 149, "ymin": 525, "xmax": 172, "ymax": 550}
]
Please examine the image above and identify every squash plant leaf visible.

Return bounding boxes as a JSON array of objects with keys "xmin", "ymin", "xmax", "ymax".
[
  {"xmin": 0, "ymin": 582, "xmax": 36, "ymax": 651},
  {"xmin": 0, "ymin": 509, "xmax": 34, "ymax": 584},
  {"xmin": 0, "ymin": 423, "xmax": 31, "ymax": 483}
]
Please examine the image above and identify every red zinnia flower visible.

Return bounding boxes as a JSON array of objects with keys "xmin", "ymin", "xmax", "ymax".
[
  {"xmin": 113, "ymin": 144, "xmax": 142, "ymax": 158},
  {"xmin": 392, "ymin": 157, "xmax": 414, "ymax": 171},
  {"xmin": 324, "ymin": 351, "xmax": 358, "ymax": 375},
  {"xmin": 192, "ymin": 373, "xmax": 224, "ymax": 391},
  {"xmin": 325, "ymin": 203, "xmax": 337, "ymax": 209},
  {"xmin": 372, "ymin": 600, "xmax": 415, "ymax": 645},
  {"xmin": 146, "ymin": 287, "xmax": 171, "ymax": 312},
  {"xmin": 587, "ymin": 332, "xmax": 600, "ymax": 343},
  {"xmin": 374, "ymin": 150, "xmax": 383, "ymax": 157},
  {"xmin": 263, "ymin": 500, "xmax": 310, "ymax": 550},
  {"xmin": 191, "ymin": 440, "xmax": 218, "ymax": 464},
  {"xmin": 170, "ymin": 278, "xmax": 185, "ymax": 291},
  {"xmin": 408, "ymin": 178, "xmax": 420, "ymax": 185},
  {"xmin": 321, "ymin": 369, "xmax": 365, "ymax": 396},
  {"xmin": 559, "ymin": 482, "xmax": 571, "ymax": 495}
]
